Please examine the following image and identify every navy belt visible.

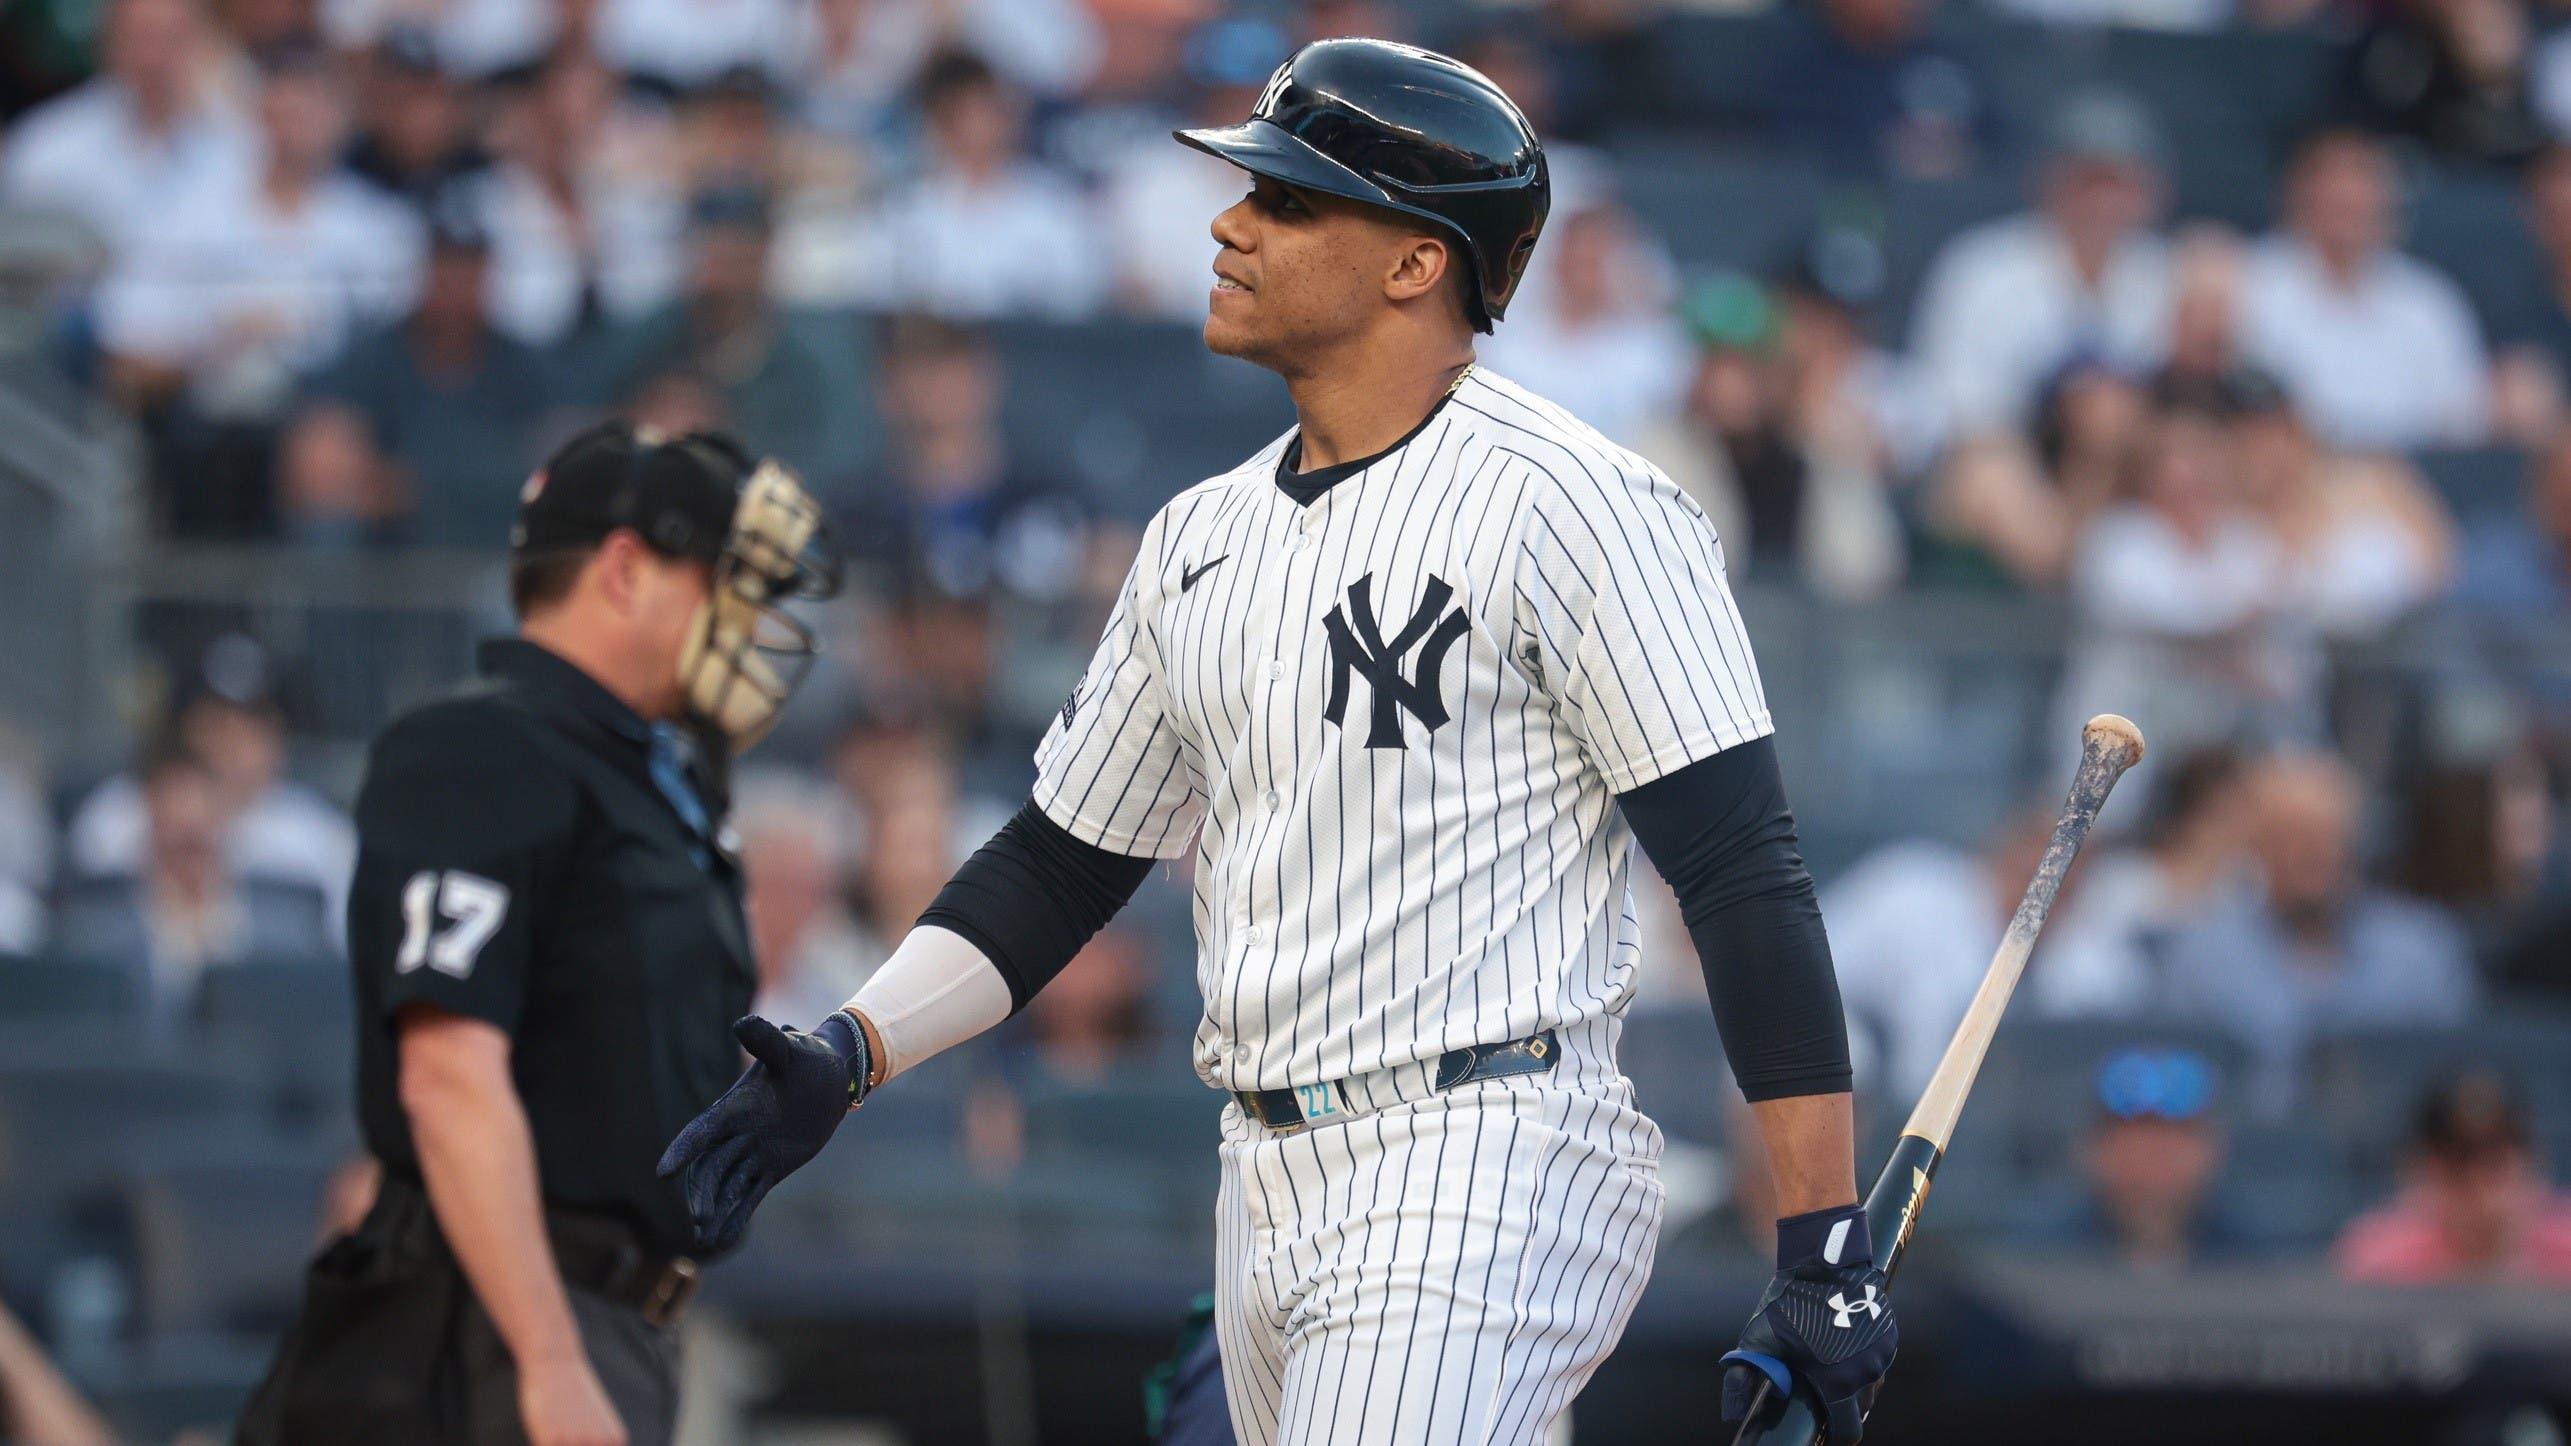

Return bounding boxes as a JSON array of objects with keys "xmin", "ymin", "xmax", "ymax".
[{"xmin": 1234, "ymin": 1030, "xmax": 1560, "ymax": 1134}]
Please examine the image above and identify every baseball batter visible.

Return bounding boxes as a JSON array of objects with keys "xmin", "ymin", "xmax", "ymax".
[{"xmin": 663, "ymin": 38, "xmax": 1900, "ymax": 1445}]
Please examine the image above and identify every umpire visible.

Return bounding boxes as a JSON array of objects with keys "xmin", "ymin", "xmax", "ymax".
[{"xmin": 240, "ymin": 423, "xmax": 836, "ymax": 1445}]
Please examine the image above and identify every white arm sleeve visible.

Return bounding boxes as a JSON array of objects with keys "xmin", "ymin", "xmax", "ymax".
[{"xmin": 844, "ymin": 924, "xmax": 1014, "ymax": 1083}]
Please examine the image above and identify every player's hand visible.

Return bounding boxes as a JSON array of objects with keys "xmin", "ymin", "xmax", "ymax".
[
  {"xmin": 656, "ymin": 1011, "xmax": 870, "ymax": 1252},
  {"xmin": 517, "ymin": 1352, "xmax": 627, "ymax": 1446},
  {"xmin": 1720, "ymin": 1204, "xmax": 1898, "ymax": 1443}
]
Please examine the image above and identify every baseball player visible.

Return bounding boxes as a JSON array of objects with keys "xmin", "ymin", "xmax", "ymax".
[{"xmin": 662, "ymin": 38, "xmax": 1898, "ymax": 1444}]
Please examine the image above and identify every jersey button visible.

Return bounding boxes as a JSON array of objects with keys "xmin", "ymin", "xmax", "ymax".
[
  {"xmin": 1290, "ymin": 533, "xmax": 1312, "ymax": 552},
  {"xmin": 1243, "ymin": 926, "xmax": 1265, "ymax": 946},
  {"xmin": 1267, "ymin": 660, "xmax": 1286, "ymax": 681},
  {"xmin": 1263, "ymin": 789, "xmax": 1281, "ymax": 809},
  {"xmin": 1232, "ymin": 1044, "xmax": 1253, "ymax": 1064}
]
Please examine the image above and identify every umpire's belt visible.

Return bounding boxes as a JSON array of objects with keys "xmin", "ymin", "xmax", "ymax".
[{"xmin": 1234, "ymin": 1030, "xmax": 1559, "ymax": 1134}]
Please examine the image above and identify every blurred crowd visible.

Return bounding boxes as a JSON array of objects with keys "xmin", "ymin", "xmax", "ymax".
[{"xmin": 5, "ymin": 0, "xmax": 2571, "ymax": 1430}]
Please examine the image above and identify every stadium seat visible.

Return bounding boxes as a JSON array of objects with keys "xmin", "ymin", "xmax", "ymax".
[
  {"xmin": 984, "ymin": 321, "xmax": 1288, "ymax": 521},
  {"xmin": 1609, "ymin": 143, "xmax": 1827, "ymax": 274},
  {"xmin": 2405, "ymin": 166, "xmax": 2543, "ymax": 336},
  {"xmin": 0, "ymin": 953, "xmax": 143, "ymax": 1022},
  {"xmin": 2412, "ymin": 446, "xmax": 2526, "ymax": 525},
  {"xmin": 195, "ymin": 957, "xmax": 357, "ymax": 1130},
  {"xmin": 116, "ymin": 1133, "xmax": 348, "ymax": 1335}
]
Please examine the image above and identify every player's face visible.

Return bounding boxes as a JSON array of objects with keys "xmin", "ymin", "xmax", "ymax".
[
  {"xmin": 1203, "ymin": 176, "xmax": 1430, "ymax": 369},
  {"xmin": 622, "ymin": 542, "xmax": 716, "ymax": 720}
]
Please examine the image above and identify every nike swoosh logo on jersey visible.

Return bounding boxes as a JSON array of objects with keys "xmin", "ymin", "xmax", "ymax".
[{"xmin": 1181, "ymin": 556, "xmax": 1229, "ymax": 592}]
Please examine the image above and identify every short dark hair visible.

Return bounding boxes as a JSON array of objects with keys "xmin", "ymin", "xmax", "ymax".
[
  {"xmin": 509, "ymin": 545, "xmax": 597, "ymax": 618},
  {"xmin": 917, "ymin": 46, "xmax": 999, "ymax": 111}
]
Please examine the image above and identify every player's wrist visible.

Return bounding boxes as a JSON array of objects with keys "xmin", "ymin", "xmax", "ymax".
[
  {"xmin": 1773, "ymin": 1202, "xmax": 1872, "ymax": 1272},
  {"xmin": 817, "ymin": 1009, "xmax": 874, "ymax": 1107}
]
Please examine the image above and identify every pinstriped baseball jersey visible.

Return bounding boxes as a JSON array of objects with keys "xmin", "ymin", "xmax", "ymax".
[{"xmin": 1031, "ymin": 369, "xmax": 1772, "ymax": 1093}]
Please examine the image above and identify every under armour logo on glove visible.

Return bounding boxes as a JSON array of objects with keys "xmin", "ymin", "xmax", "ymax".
[
  {"xmin": 1830, "ymin": 1285, "xmax": 1882, "ymax": 1328},
  {"xmin": 1722, "ymin": 1204, "xmax": 1900, "ymax": 1443}
]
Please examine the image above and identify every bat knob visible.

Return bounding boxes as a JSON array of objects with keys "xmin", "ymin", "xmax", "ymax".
[{"xmin": 2082, "ymin": 714, "xmax": 2145, "ymax": 771}]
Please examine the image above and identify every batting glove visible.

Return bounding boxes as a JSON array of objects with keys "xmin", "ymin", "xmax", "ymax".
[
  {"xmin": 1720, "ymin": 1203, "xmax": 1899, "ymax": 1444},
  {"xmin": 656, "ymin": 1011, "xmax": 870, "ymax": 1253}
]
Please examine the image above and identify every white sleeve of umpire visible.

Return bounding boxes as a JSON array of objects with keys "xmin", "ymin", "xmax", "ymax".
[
  {"xmin": 1029, "ymin": 545, "xmax": 1204, "ymax": 857},
  {"xmin": 1512, "ymin": 462, "xmax": 1774, "ymax": 792},
  {"xmin": 846, "ymin": 924, "xmax": 1013, "ymax": 1083}
]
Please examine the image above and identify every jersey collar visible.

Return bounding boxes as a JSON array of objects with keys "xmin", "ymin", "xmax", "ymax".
[
  {"xmin": 477, "ymin": 637, "xmax": 654, "ymax": 747},
  {"xmin": 1273, "ymin": 385, "xmax": 1462, "ymax": 507}
]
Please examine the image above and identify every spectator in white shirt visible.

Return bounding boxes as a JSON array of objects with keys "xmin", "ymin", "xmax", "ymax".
[
  {"xmin": 595, "ymin": 0, "xmax": 792, "ymax": 90},
  {"xmin": 98, "ymin": 39, "xmax": 422, "ymax": 419},
  {"xmin": 0, "ymin": 0, "xmax": 256, "ymax": 251},
  {"xmin": 1909, "ymin": 90, "xmax": 2174, "ymax": 435},
  {"xmin": 2055, "ymin": 401, "xmax": 2317, "ymax": 777},
  {"xmin": 783, "ymin": 0, "xmax": 1103, "ymax": 141},
  {"xmin": 1479, "ymin": 203, "xmax": 1691, "ymax": 445},
  {"xmin": 2237, "ymin": 128, "xmax": 2491, "ymax": 452},
  {"xmin": 1099, "ymin": 17, "xmax": 1291, "ymax": 322},
  {"xmin": 851, "ymin": 49, "xmax": 1106, "ymax": 320},
  {"xmin": 1828, "ymin": 807, "xmax": 2142, "ymax": 1100},
  {"xmin": 474, "ymin": 44, "xmax": 684, "ymax": 346},
  {"xmin": 67, "ymin": 636, "xmax": 356, "ymax": 933}
]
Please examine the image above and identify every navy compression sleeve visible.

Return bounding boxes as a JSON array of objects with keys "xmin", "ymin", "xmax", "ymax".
[
  {"xmin": 917, "ymin": 801, "xmax": 1155, "ymax": 1010},
  {"xmin": 1616, "ymin": 736, "xmax": 1853, "ymax": 1102}
]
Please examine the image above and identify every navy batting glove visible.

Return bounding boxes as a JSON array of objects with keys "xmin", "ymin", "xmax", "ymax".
[
  {"xmin": 656, "ymin": 1011, "xmax": 870, "ymax": 1253},
  {"xmin": 1720, "ymin": 1204, "xmax": 1898, "ymax": 1444}
]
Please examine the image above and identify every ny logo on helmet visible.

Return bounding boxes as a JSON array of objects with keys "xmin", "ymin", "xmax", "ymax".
[{"xmin": 1320, "ymin": 572, "xmax": 1471, "ymax": 750}]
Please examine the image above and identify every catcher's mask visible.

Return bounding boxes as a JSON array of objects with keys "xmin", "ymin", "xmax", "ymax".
[{"xmin": 513, "ymin": 423, "xmax": 841, "ymax": 751}]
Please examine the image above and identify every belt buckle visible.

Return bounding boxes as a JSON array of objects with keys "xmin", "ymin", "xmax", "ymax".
[{"xmin": 643, "ymin": 1257, "xmax": 699, "ymax": 1326}]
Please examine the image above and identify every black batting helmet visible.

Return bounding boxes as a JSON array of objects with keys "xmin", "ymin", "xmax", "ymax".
[{"xmin": 1176, "ymin": 37, "xmax": 1550, "ymax": 332}]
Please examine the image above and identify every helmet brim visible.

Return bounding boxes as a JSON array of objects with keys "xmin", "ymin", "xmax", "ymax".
[{"xmin": 1176, "ymin": 119, "xmax": 1401, "ymax": 214}]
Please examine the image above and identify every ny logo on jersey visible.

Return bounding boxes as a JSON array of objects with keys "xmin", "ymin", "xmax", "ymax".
[{"xmin": 1320, "ymin": 572, "xmax": 1472, "ymax": 750}]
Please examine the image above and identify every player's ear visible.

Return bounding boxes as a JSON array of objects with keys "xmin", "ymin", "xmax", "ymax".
[
  {"xmin": 592, "ymin": 529, "xmax": 646, "ymax": 614},
  {"xmin": 1384, "ymin": 233, "xmax": 1453, "ymax": 308}
]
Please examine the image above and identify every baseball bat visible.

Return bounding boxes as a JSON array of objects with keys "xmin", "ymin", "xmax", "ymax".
[{"xmin": 1730, "ymin": 713, "xmax": 2147, "ymax": 1446}]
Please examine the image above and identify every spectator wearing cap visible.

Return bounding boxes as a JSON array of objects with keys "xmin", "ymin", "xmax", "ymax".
[
  {"xmin": 2223, "ymin": 369, "xmax": 2456, "ymax": 640},
  {"xmin": 2022, "ymin": 1048, "xmax": 2263, "ymax": 1269},
  {"xmin": 599, "ymin": 183, "xmax": 865, "ymax": 481},
  {"xmin": 1909, "ymin": 90, "xmax": 2173, "ymax": 437},
  {"xmin": 674, "ymin": 65, "xmax": 871, "ymax": 307},
  {"xmin": 52, "ymin": 744, "xmax": 335, "ymax": 1032},
  {"xmin": 342, "ymin": 26, "xmax": 490, "ymax": 208},
  {"xmin": 846, "ymin": 49, "xmax": 1107, "ymax": 320},
  {"xmin": 2458, "ymin": 422, "xmax": 2571, "ymax": 619},
  {"xmin": 278, "ymin": 194, "xmax": 564, "ymax": 546},
  {"xmin": 2164, "ymin": 753, "xmax": 2477, "ymax": 1116},
  {"xmin": 0, "ymin": 0, "xmax": 256, "ymax": 253},
  {"xmin": 2237, "ymin": 128, "xmax": 2491, "ymax": 452},
  {"xmin": 1480, "ymin": 203, "xmax": 1691, "ymax": 446},
  {"xmin": 67, "ymin": 636, "xmax": 358, "ymax": 927},
  {"xmin": 833, "ymin": 315, "xmax": 1092, "ymax": 607},
  {"xmin": 477, "ymin": 45, "xmax": 686, "ymax": 347},
  {"xmin": 97, "ymin": 39, "xmax": 423, "ymax": 537},
  {"xmin": 1633, "ymin": 273, "xmax": 1903, "ymax": 600},
  {"xmin": 1764, "ymin": 0, "xmax": 1999, "ymax": 181},
  {"xmin": 783, "ymin": 0, "xmax": 1102, "ymax": 140},
  {"xmin": 1098, "ymin": 17, "xmax": 1293, "ymax": 323},
  {"xmin": 2336, "ymin": 1070, "xmax": 2571, "ymax": 1283}
]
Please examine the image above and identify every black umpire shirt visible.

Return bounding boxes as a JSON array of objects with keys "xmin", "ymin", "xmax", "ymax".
[{"xmin": 349, "ymin": 638, "xmax": 754, "ymax": 1258}]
